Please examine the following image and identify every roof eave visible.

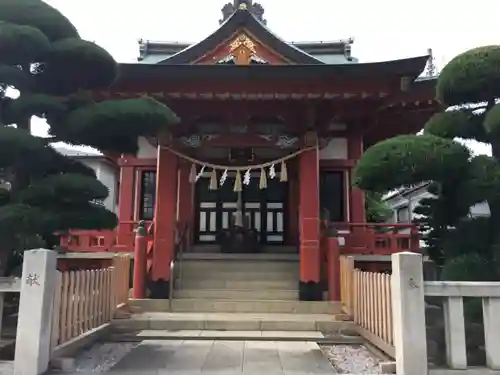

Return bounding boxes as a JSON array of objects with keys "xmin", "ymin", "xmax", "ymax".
[{"xmin": 116, "ymin": 55, "xmax": 430, "ymax": 83}]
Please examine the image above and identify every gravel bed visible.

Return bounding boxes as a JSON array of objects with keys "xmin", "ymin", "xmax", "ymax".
[
  {"xmin": 53, "ymin": 342, "xmax": 136, "ymax": 373},
  {"xmin": 321, "ymin": 344, "xmax": 388, "ymax": 374}
]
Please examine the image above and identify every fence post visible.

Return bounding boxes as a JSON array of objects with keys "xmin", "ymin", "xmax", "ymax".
[
  {"xmin": 391, "ymin": 252, "xmax": 427, "ymax": 375},
  {"xmin": 326, "ymin": 237, "xmax": 341, "ymax": 301},
  {"xmin": 14, "ymin": 249, "xmax": 58, "ymax": 375}
]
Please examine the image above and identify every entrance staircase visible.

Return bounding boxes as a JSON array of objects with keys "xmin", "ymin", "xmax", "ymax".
[{"xmin": 112, "ymin": 250, "xmax": 358, "ymax": 341}]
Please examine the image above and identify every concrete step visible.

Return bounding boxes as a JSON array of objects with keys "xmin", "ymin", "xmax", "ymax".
[
  {"xmin": 177, "ymin": 278, "xmax": 297, "ymax": 290},
  {"xmin": 174, "ymin": 288, "xmax": 298, "ymax": 300},
  {"xmin": 178, "ymin": 270, "xmax": 297, "ymax": 281},
  {"xmin": 107, "ymin": 329, "xmax": 363, "ymax": 344},
  {"xmin": 111, "ymin": 312, "xmax": 354, "ymax": 333},
  {"xmin": 130, "ymin": 299, "xmax": 342, "ymax": 314}
]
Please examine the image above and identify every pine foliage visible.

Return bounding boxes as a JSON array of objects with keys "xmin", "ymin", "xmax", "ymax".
[
  {"xmin": 0, "ymin": 0, "xmax": 179, "ymax": 266},
  {"xmin": 354, "ymin": 45, "xmax": 500, "ymax": 280}
]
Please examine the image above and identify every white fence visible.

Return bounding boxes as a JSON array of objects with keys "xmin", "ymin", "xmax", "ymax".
[{"xmin": 392, "ymin": 252, "xmax": 500, "ymax": 375}]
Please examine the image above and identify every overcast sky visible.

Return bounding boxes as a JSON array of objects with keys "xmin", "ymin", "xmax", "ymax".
[{"xmin": 36, "ymin": 0, "xmax": 498, "ymax": 155}]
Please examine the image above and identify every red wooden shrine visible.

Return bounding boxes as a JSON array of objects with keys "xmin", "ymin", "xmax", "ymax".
[{"xmin": 59, "ymin": 1, "xmax": 437, "ymax": 300}]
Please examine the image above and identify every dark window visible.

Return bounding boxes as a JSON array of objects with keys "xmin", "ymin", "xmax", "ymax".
[
  {"xmin": 196, "ymin": 176, "xmax": 225, "ymax": 202},
  {"xmin": 396, "ymin": 205, "xmax": 410, "ymax": 223},
  {"xmin": 139, "ymin": 171, "xmax": 156, "ymax": 220},
  {"xmin": 264, "ymin": 177, "xmax": 286, "ymax": 202},
  {"xmin": 319, "ymin": 170, "xmax": 345, "ymax": 222}
]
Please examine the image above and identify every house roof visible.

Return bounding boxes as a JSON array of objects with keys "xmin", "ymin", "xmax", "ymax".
[
  {"xmin": 53, "ymin": 145, "xmax": 119, "ymax": 168},
  {"xmin": 53, "ymin": 145, "xmax": 103, "ymax": 158},
  {"xmin": 159, "ymin": 5, "xmax": 324, "ymax": 64},
  {"xmin": 383, "ymin": 182, "xmax": 432, "ymax": 201}
]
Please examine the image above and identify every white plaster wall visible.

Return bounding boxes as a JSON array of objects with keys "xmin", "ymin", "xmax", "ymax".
[
  {"xmin": 319, "ymin": 138, "xmax": 348, "ymax": 160},
  {"xmin": 81, "ymin": 159, "xmax": 119, "ymax": 213},
  {"xmin": 385, "ymin": 186, "xmax": 491, "ymax": 223},
  {"xmin": 137, "ymin": 137, "xmax": 157, "ymax": 158}
]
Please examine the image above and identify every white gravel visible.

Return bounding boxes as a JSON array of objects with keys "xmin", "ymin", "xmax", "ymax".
[
  {"xmin": 321, "ymin": 345, "xmax": 388, "ymax": 374},
  {"xmin": 56, "ymin": 343, "xmax": 136, "ymax": 373}
]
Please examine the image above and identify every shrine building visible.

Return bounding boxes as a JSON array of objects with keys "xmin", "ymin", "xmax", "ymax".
[{"xmin": 61, "ymin": 0, "xmax": 438, "ymax": 301}]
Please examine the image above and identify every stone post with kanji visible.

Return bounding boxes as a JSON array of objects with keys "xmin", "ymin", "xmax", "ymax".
[{"xmin": 14, "ymin": 249, "xmax": 58, "ymax": 375}]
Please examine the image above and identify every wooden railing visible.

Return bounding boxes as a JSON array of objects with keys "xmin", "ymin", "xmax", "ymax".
[
  {"xmin": 339, "ymin": 255, "xmax": 394, "ymax": 356},
  {"xmin": 51, "ymin": 254, "xmax": 131, "ymax": 347},
  {"xmin": 59, "ymin": 220, "xmax": 152, "ymax": 252},
  {"xmin": 61, "ymin": 220, "xmax": 417, "ymax": 256},
  {"xmin": 333, "ymin": 222, "xmax": 419, "ymax": 255}
]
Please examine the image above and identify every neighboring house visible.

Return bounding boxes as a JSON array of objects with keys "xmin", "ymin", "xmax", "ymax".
[
  {"xmin": 54, "ymin": 145, "xmax": 119, "ymax": 213},
  {"xmin": 384, "ymin": 182, "xmax": 490, "ymax": 225}
]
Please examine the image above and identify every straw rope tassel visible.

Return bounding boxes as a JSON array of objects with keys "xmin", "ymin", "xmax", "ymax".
[
  {"xmin": 280, "ymin": 160, "xmax": 288, "ymax": 182},
  {"xmin": 259, "ymin": 168, "xmax": 267, "ymax": 189},
  {"xmin": 209, "ymin": 169, "xmax": 217, "ymax": 190},
  {"xmin": 234, "ymin": 170, "xmax": 242, "ymax": 192},
  {"xmin": 189, "ymin": 163, "xmax": 197, "ymax": 183}
]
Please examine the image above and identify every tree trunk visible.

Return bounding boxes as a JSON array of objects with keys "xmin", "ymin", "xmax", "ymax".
[
  {"xmin": 0, "ymin": 248, "xmax": 11, "ymax": 276},
  {"xmin": 486, "ymin": 99, "xmax": 500, "ymax": 270},
  {"xmin": 16, "ymin": 117, "xmax": 30, "ymax": 132}
]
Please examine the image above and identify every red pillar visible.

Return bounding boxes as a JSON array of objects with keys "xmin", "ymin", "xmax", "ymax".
[
  {"xmin": 117, "ymin": 163, "xmax": 135, "ymax": 247},
  {"xmin": 151, "ymin": 148, "xmax": 178, "ymax": 298},
  {"xmin": 132, "ymin": 224, "xmax": 147, "ymax": 299},
  {"xmin": 298, "ymin": 147, "xmax": 322, "ymax": 300},
  {"xmin": 348, "ymin": 134, "xmax": 366, "ymax": 223},
  {"xmin": 177, "ymin": 162, "xmax": 194, "ymax": 244}
]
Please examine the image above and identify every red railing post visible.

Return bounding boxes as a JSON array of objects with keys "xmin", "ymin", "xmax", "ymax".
[
  {"xmin": 132, "ymin": 222, "xmax": 147, "ymax": 299},
  {"xmin": 410, "ymin": 226, "xmax": 420, "ymax": 251}
]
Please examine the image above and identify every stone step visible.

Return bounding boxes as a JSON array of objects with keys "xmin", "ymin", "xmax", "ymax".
[
  {"xmin": 130, "ymin": 299, "xmax": 342, "ymax": 314},
  {"xmin": 111, "ymin": 312, "xmax": 354, "ymax": 333},
  {"xmin": 179, "ymin": 260, "xmax": 299, "ymax": 272},
  {"xmin": 180, "ymin": 253, "xmax": 299, "ymax": 261},
  {"xmin": 177, "ymin": 278, "xmax": 297, "ymax": 290},
  {"xmin": 174, "ymin": 288, "xmax": 298, "ymax": 300},
  {"xmin": 107, "ymin": 329, "xmax": 362, "ymax": 344},
  {"xmin": 178, "ymin": 270, "xmax": 298, "ymax": 281}
]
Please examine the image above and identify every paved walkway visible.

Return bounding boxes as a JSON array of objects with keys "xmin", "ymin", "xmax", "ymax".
[{"xmin": 105, "ymin": 340, "xmax": 336, "ymax": 374}]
